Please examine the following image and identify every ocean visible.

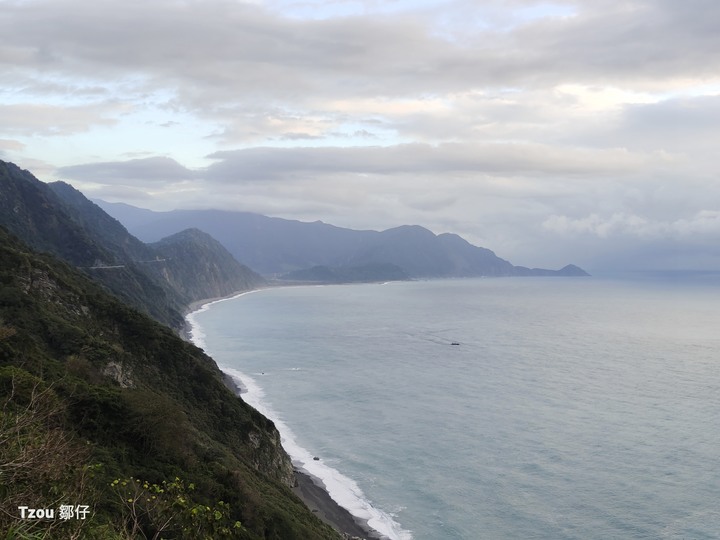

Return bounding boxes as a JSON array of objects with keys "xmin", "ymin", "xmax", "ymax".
[{"xmin": 187, "ymin": 276, "xmax": 720, "ymax": 539}]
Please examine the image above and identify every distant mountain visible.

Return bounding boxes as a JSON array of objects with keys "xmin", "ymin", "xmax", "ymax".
[
  {"xmin": 148, "ymin": 228, "xmax": 264, "ymax": 304},
  {"xmin": 513, "ymin": 263, "xmax": 589, "ymax": 277},
  {"xmin": 97, "ymin": 201, "xmax": 590, "ymax": 279},
  {"xmin": 51, "ymin": 181, "xmax": 265, "ymax": 304},
  {"xmin": 281, "ymin": 263, "xmax": 410, "ymax": 283},
  {"xmin": 0, "ymin": 160, "xmax": 263, "ymax": 330},
  {"xmin": 96, "ymin": 202, "xmax": 372, "ymax": 275}
]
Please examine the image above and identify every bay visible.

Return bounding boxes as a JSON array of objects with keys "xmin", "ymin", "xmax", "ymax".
[{"xmin": 188, "ymin": 277, "xmax": 720, "ymax": 539}]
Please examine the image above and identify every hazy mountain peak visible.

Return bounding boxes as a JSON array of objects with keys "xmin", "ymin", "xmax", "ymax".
[{"xmin": 96, "ymin": 199, "xmax": 589, "ymax": 278}]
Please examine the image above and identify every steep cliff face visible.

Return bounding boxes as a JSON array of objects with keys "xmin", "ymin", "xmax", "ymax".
[
  {"xmin": 49, "ymin": 180, "xmax": 156, "ymax": 262},
  {"xmin": 0, "ymin": 161, "xmax": 265, "ymax": 331},
  {"xmin": 0, "ymin": 161, "xmax": 108, "ymax": 266},
  {"xmin": 149, "ymin": 228, "xmax": 265, "ymax": 305},
  {"xmin": 1, "ymin": 161, "xmax": 332, "ymax": 537},
  {"xmin": 0, "ymin": 226, "xmax": 339, "ymax": 539}
]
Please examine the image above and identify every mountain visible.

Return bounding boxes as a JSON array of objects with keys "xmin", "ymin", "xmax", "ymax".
[
  {"xmin": 48, "ymin": 180, "xmax": 158, "ymax": 263},
  {"xmin": 96, "ymin": 201, "xmax": 590, "ymax": 279},
  {"xmin": 0, "ymin": 161, "xmax": 183, "ymax": 328},
  {"xmin": 95, "ymin": 203, "xmax": 372, "ymax": 275},
  {"xmin": 49, "ymin": 180, "xmax": 265, "ymax": 305},
  {"xmin": 0, "ymin": 161, "xmax": 109, "ymax": 266},
  {"xmin": 0, "ymin": 161, "xmax": 264, "ymax": 330},
  {"xmin": 148, "ymin": 228, "xmax": 265, "ymax": 304},
  {"xmin": 0, "ymin": 225, "xmax": 341, "ymax": 539},
  {"xmin": 282, "ymin": 263, "xmax": 410, "ymax": 283},
  {"xmin": 513, "ymin": 263, "xmax": 589, "ymax": 277}
]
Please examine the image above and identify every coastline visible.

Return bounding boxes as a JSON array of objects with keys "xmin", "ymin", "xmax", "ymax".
[
  {"xmin": 293, "ymin": 469, "xmax": 382, "ymax": 540},
  {"xmin": 186, "ymin": 290, "xmax": 388, "ymax": 540},
  {"xmin": 181, "ymin": 292, "xmax": 250, "ymax": 341}
]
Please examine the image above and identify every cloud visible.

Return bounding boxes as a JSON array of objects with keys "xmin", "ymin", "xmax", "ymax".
[
  {"xmin": 3, "ymin": 0, "xmax": 720, "ymax": 271},
  {"xmin": 543, "ymin": 210, "xmax": 720, "ymax": 241},
  {"xmin": 0, "ymin": 102, "xmax": 123, "ymax": 136},
  {"xmin": 203, "ymin": 142, "xmax": 662, "ymax": 182},
  {"xmin": 538, "ymin": 207, "xmax": 720, "ymax": 270},
  {"xmin": 4, "ymin": 1, "xmax": 719, "ymax": 111},
  {"xmin": 4, "ymin": 0, "xmax": 719, "ymax": 148},
  {"xmin": 543, "ymin": 213, "xmax": 660, "ymax": 239},
  {"xmin": 618, "ymin": 95, "xmax": 720, "ymax": 153},
  {"xmin": 81, "ymin": 183, "xmax": 157, "ymax": 204},
  {"xmin": 0, "ymin": 138, "xmax": 24, "ymax": 160},
  {"xmin": 0, "ymin": 139, "xmax": 25, "ymax": 151},
  {"xmin": 58, "ymin": 157, "xmax": 197, "ymax": 186}
]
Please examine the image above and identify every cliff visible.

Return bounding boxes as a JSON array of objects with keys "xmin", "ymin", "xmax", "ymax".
[
  {"xmin": 0, "ymin": 160, "xmax": 264, "ymax": 331},
  {"xmin": 0, "ymin": 225, "xmax": 341, "ymax": 539},
  {"xmin": 148, "ymin": 228, "xmax": 265, "ymax": 305}
]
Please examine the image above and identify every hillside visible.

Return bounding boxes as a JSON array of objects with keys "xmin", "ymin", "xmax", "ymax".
[
  {"xmin": 0, "ymin": 162, "xmax": 109, "ymax": 267},
  {"xmin": 148, "ymin": 228, "xmax": 265, "ymax": 304},
  {"xmin": 0, "ymin": 161, "xmax": 264, "ymax": 330},
  {"xmin": 97, "ymin": 201, "xmax": 589, "ymax": 279},
  {"xmin": 0, "ymin": 225, "xmax": 342, "ymax": 539},
  {"xmin": 49, "ymin": 179, "xmax": 266, "ymax": 308}
]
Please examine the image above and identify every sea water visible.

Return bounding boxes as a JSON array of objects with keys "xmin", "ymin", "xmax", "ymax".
[{"xmin": 187, "ymin": 276, "xmax": 720, "ymax": 539}]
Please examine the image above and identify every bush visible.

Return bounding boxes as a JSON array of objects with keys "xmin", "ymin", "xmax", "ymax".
[
  {"xmin": 0, "ymin": 367, "xmax": 97, "ymax": 539},
  {"xmin": 109, "ymin": 476, "xmax": 245, "ymax": 540}
]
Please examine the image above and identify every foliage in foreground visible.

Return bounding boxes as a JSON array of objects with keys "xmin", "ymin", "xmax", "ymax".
[{"xmin": 0, "ymin": 227, "xmax": 340, "ymax": 539}]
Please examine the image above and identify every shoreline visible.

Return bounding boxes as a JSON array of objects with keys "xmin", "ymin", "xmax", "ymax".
[
  {"xmin": 181, "ymin": 287, "xmax": 276, "ymax": 342},
  {"xmin": 181, "ymin": 291, "xmax": 255, "ymax": 341},
  {"xmin": 188, "ymin": 290, "xmax": 389, "ymax": 540},
  {"xmin": 293, "ymin": 468, "xmax": 383, "ymax": 540}
]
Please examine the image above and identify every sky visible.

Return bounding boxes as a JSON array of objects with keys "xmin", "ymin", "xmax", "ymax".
[{"xmin": 2, "ymin": 0, "xmax": 720, "ymax": 272}]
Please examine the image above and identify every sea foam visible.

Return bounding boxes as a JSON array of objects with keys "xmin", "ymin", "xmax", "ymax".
[
  {"xmin": 186, "ymin": 290, "xmax": 263, "ymax": 349},
  {"xmin": 187, "ymin": 297, "xmax": 412, "ymax": 540}
]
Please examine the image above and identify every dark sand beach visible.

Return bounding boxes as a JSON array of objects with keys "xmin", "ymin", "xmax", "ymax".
[
  {"xmin": 292, "ymin": 469, "xmax": 383, "ymax": 540},
  {"xmin": 218, "ymin": 374, "xmax": 383, "ymax": 539},
  {"xmin": 186, "ymin": 295, "xmax": 384, "ymax": 539},
  {"xmin": 220, "ymin": 372, "xmax": 383, "ymax": 539}
]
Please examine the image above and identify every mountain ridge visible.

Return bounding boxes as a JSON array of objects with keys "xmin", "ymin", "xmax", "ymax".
[
  {"xmin": 0, "ymin": 160, "xmax": 264, "ymax": 330},
  {"xmin": 0, "ymin": 224, "xmax": 343, "ymax": 539},
  {"xmin": 96, "ymin": 200, "xmax": 590, "ymax": 279}
]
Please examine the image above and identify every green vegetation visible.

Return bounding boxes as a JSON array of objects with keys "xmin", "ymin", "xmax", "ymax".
[
  {"xmin": 108, "ymin": 476, "xmax": 245, "ymax": 539},
  {"xmin": 1, "ymin": 161, "xmax": 264, "ymax": 333},
  {"xmin": 0, "ymin": 227, "xmax": 341, "ymax": 539}
]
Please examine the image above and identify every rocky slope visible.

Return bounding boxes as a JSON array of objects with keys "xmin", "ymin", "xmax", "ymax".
[
  {"xmin": 0, "ymin": 225, "xmax": 341, "ymax": 539},
  {"xmin": 0, "ymin": 160, "xmax": 264, "ymax": 330},
  {"xmin": 148, "ymin": 228, "xmax": 265, "ymax": 304}
]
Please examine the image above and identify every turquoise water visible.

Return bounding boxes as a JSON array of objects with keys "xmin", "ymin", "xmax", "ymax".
[{"xmin": 188, "ymin": 277, "xmax": 720, "ymax": 539}]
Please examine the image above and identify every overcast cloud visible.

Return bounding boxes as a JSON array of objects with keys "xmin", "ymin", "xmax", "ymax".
[{"xmin": 2, "ymin": 0, "xmax": 719, "ymax": 271}]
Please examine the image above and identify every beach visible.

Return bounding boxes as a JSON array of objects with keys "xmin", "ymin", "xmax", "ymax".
[
  {"xmin": 187, "ymin": 292, "xmax": 385, "ymax": 540},
  {"xmin": 293, "ymin": 468, "xmax": 383, "ymax": 540},
  {"xmin": 220, "ymin": 371, "xmax": 382, "ymax": 540}
]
